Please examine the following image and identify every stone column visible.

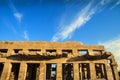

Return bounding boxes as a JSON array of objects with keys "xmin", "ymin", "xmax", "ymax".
[
  {"xmin": 101, "ymin": 64, "xmax": 104, "ymax": 76},
  {"xmin": 39, "ymin": 63, "xmax": 46, "ymax": 80},
  {"xmin": 36, "ymin": 65, "xmax": 40, "ymax": 80},
  {"xmin": 111, "ymin": 62, "xmax": 120, "ymax": 80},
  {"xmin": 73, "ymin": 63, "xmax": 79, "ymax": 80},
  {"xmin": 109, "ymin": 55, "xmax": 120, "ymax": 80},
  {"xmin": 18, "ymin": 63, "xmax": 27, "ymax": 80},
  {"xmin": 88, "ymin": 49, "xmax": 94, "ymax": 56},
  {"xmin": 56, "ymin": 63, "xmax": 62, "ymax": 80},
  {"xmin": 105, "ymin": 62, "xmax": 114, "ymax": 80},
  {"xmin": 73, "ymin": 49, "xmax": 78, "ymax": 55},
  {"xmin": 89, "ymin": 62, "xmax": 96, "ymax": 80},
  {"xmin": 23, "ymin": 49, "xmax": 28, "ymax": 54},
  {"xmin": 79, "ymin": 64, "xmax": 82, "ymax": 80},
  {"xmin": 57, "ymin": 49, "xmax": 62, "ymax": 54},
  {"xmin": 41, "ymin": 49, "xmax": 46, "ymax": 53},
  {"xmin": 0, "ymin": 62, "xmax": 12, "ymax": 80},
  {"xmin": 8, "ymin": 49, "xmax": 14, "ymax": 55}
]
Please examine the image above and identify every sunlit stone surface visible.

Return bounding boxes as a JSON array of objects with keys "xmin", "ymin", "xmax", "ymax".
[{"xmin": 0, "ymin": 41, "xmax": 119, "ymax": 80}]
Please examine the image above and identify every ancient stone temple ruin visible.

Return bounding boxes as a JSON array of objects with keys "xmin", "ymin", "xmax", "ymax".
[{"xmin": 0, "ymin": 41, "xmax": 119, "ymax": 80}]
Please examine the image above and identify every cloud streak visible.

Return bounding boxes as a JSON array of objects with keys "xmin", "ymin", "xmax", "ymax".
[
  {"xmin": 52, "ymin": 1, "xmax": 96, "ymax": 41},
  {"xmin": 14, "ymin": 12, "xmax": 23, "ymax": 23},
  {"xmin": 111, "ymin": 0, "xmax": 120, "ymax": 9},
  {"xmin": 51, "ymin": 0, "xmax": 120, "ymax": 41},
  {"xmin": 9, "ymin": 0, "xmax": 23, "ymax": 23},
  {"xmin": 99, "ymin": 36, "xmax": 120, "ymax": 70},
  {"xmin": 7, "ymin": 0, "xmax": 30, "ymax": 40},
  {"xmin": 23, "ymin": 30, "xmax": 29, "ymax": 40}
]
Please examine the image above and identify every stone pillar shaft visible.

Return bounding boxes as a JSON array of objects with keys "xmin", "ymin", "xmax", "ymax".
[
  {"xmin": 73, "ymin": 49, "xmax": 78, "ymax": 55},
  {"xmin": 8, "ymin": 49, "xmax": 14, "ymax": 55},
  {"xmin": 56, "ymin": 63, "xmax": 62, "ymax": 80},
  {"xmin": 18, "ymin": 63, "xmax": 27, "ymax": 80},
  {"xmin": 105, "ymin": 63, "xmax": 114, "ymax": 80},
  {"xmin": 79, "ymin": 64, "xmax": 82, "ymax": 80},
  {"xmin": 0, "ymin": 62, "xmax": 12, "ymax": 80},
  {"xmin": 90, "ymin": 62, "xmax": 96, "ymax": 80},
  {"xmin": 36, "ymin": 65, "xmax": 40, "ymax": 80},
  {"xmin": 23, "ymin": 49, "xmax": 28, "ymax": 53},
  {"xmin": 88, "ymin": 49, "xmax": 95, "ymax": 56},
  {"xmin": 73, "ymin": 63, "xmax": 79, "ymax": 80},
  {"xmin": 109, "ymin": 55, "xmax": 120, "ymax": 80},
  {"xmin": 112, "ymin": 64, "xmax": 120, "ymax": 80},
  {"xmin": 39, "ymin": 63, "xmax": 46, "ymax": 80},
  {"xmin": 41, "ymin": 49, "xmax": 46, "ymax": 53},
  {"xmin": 57, "ymin": 49, "xmax": 62, "ymax": 54}
]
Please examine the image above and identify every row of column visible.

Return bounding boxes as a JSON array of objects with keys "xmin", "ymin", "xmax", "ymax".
[
  {"xmin": 0, "ymin": 62, "xmax": 118, "ymax": 80},
  {"xmin": 0, "ymin": 62, "xmax": 45, "ymax": 80}
]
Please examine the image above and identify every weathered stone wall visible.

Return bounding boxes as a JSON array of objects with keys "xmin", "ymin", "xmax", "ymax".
[
  {"xmin": 0, "ymin": 41, "xmax": 119, "ymax": 80},
  {"xmin": 0, "ymin": 41, "xmax": 104, "ymax": 55}
]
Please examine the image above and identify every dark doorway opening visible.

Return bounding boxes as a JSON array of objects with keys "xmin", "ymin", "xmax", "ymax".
[
  {"xmin": 46, "ymin": 64, "xmax": 56, "ymax": 80},
  {"xmin": 62, "ymin": 63, "xmax": 73, "ymax": 80},
  {"xmin": 9, "ymin": 63, "xmax": 20, "ymax": 80},
  {"xmin": 95, "ymin": 63, "xmax": 107, "ymax": 79},
  {"xmin": 0, "ymin": 63, "xmax": 4, "ymax": 78},
  {"xmin": 79, "ymin": 63, "xmax": 90, "ymax": 80},
  {"xmin": 118, "ymin": 71, "xmax": 120, "ymax": 77},
  {"xmin": 26, "ymin": 63, "xmax": 40, "ymax": 80}
]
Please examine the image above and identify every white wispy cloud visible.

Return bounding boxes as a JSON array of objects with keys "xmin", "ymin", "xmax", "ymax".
[
  {"xmin": 52, "ymin": 1, "xmax": 96, "ymax": 41},
  {"xmin": 23, "ymin": 30, "xmax": 29, "ymax": 40},
  {"xmin": 9, "ymin": 0, "xmax": 23, "ymax": 23},
  {"xmin": 51, "ymin": 0, "xmax": 120, "ymax": 41},
  {"xmin": 111, "ymin": 0, "xmax": 120, "ymax": 9},
  {"xmin": 99, "ymin": 36, "xmax": 120, "ymax": 70},
  {"xmin": 7, "ymin": 0, "xmax": 30, "ymax": 40},
  {"xmin": 14, "ymin": 12, "xmax": 23, "ymax": 23}
]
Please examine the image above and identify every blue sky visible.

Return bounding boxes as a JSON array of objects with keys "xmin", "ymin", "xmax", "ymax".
[{"xmin": 0, "ymin": 0, "xmax": 120, "ymax": 70}]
